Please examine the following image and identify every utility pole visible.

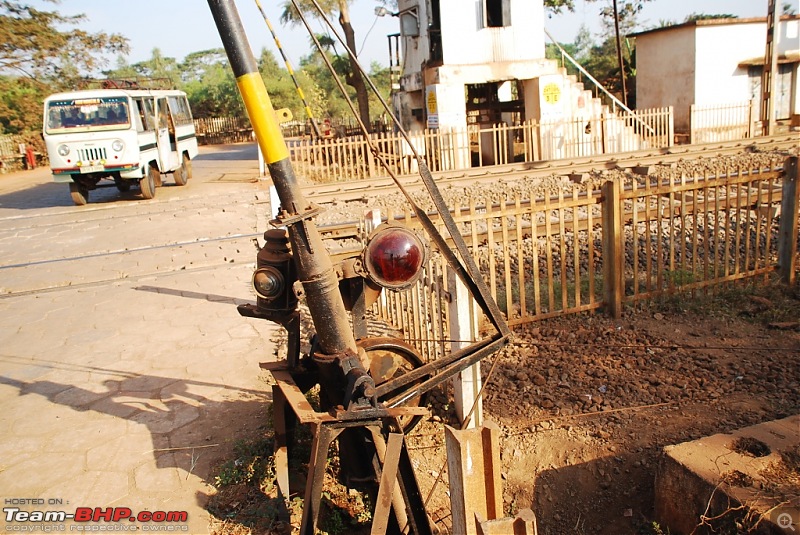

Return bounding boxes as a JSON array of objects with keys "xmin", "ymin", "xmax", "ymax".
[
  {"xmin": 612, "ymin": 0, "xmax": 628, "ymax": 107},
  {"xmin": 761, "ymin": 0, "xmax": 780, "ymax": 135}
]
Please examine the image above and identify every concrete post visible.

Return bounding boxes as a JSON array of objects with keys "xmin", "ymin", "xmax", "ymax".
[
  {"xmin": 448, "ymin": 265, "xmax": 482, "ymax": 428},
  {"xmin": 602, "ymin": 179, "xmax": 624, "ymax": 318}
]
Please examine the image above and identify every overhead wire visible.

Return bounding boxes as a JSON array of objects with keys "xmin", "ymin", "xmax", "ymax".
[
  {"xmin": 358, "ymin": 13, "xmax": 382, "ymax": 57},
  {"xmin": 253, "ymin": 0, "xmax": 322, "ymax": 139}
]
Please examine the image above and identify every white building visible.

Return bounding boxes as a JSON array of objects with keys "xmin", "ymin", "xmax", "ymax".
[
  {"xmin": 385, "ymin": 0, "xmax": 661, "ymax": 166},
  {"xmin": 632, "ymin": 16, "xmax": 800, "ymax": 133},
  {"xmin": 390, "ymin": 0, "xmax": 596, "ymax": 162}
]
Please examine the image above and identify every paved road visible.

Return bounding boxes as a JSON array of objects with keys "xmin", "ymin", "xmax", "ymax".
[{"xmin": 0, "ymin": 143, "xmax": 277, "ymax": 533}]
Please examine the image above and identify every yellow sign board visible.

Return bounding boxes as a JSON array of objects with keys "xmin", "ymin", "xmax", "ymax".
[
  {"xmin": 542, "ymin": 83, "xmax": 561, "ymax": 105},
  {"xmin": 426, "ymin": 89, "xmax": 438, "ymax": 114}
]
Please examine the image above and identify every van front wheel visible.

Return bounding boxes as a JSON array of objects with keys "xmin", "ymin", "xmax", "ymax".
[
  {"xmin": 140, "ymin": 165, "xmax": 156, "ymax": 200},
  {"xmin": 69, "ymin": 182, "xmax": 88, "ymax": 206}
]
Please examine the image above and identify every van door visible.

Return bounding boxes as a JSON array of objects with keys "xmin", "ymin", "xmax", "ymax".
[{"xmin": 155, "ymin": 98, "xmax": 177, "ymax": 171}]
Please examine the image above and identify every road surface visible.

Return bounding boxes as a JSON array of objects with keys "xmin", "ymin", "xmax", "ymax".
[{"xmin": 0, "ymin": 142, "xmax": 277, "ymax": 534}]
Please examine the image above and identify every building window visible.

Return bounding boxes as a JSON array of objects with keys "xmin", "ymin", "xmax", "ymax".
[
  {"xmin": 484, "ymin": 0, "xmax": 510, "ymax": 28},
  {"xmin": 429, "ymin": 0, "xmax": 443, "ymax": 64}
]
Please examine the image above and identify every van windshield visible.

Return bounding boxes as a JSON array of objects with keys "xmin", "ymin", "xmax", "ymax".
[{"xmin": 46, "ymin": 96, "xmax": 131, "ymax": 133}]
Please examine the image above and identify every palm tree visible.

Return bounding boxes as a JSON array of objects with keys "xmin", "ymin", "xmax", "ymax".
[{"xmin": 281, "ymin": 0, "xmax": 372, "ymax": 131}]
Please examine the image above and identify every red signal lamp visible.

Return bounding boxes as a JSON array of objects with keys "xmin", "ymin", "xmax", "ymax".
[{"xmin": 362, "ymin": 224, "xmax": 427, "ymax": 290}]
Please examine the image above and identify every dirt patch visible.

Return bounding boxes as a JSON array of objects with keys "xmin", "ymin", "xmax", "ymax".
[
  {"xmin": 471, "ymin": 288, "xmax": 799, "ymax": 534},
  {"xmin": 206, "ymin": 280, "xmax": 799, "ymax": 535},
  {"xmin": 731, "ymin": 436, "xmax": 771, "ymax": 458}
]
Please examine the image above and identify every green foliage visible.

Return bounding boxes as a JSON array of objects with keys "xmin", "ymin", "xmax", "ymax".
[
  {"xmin": 0, "ymin": 0, "xmax": 393, "ymax": 131},
  {"xmin": 549, "ymin": 0, "xmax": 651, "ymax": 107},
  {"xmin": 213, "ymin": 437, "xmax": 275, "ymax": 489},
  {"xmin": 684, "ymin": 13, "xmax": 738, "ymax": 22},
  {"xmin": 259, "ymin": 47, "xmax": 322, "ymax": 121},
  {"xmin": 108, "ymin": 48, "xmax": 182, "ymax": 87},
  {"xmin": 664, "ymin": 269, "xmax": 696, "ymax": 287},
  {"xmin": 544, "ymin": 0, "xmax": 576, "ymax": 15},
  {"xmin": 0, "ymin": 0, "xmax": 128, "ymax": 134},
  {"xmin": 279, "ymin": 0, "xmax": 375, "ymax": 128},
  {"xmin": 590, "ymin": 0, "xmax": 654, "ymax": 35},
  {"xmin": 0, "ymin": 75, "xmax": 43, "ymax": 134},
  {"xmin": 636, "ymin": 520, "xmax": 670, "ymax": 535},
  {"xmin": 0, "ymin": 0, "xmax": 129, "ymax": 81}
]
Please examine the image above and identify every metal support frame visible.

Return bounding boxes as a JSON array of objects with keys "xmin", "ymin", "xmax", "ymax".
[
  {"xmin": 264, "ymin": 363, "xmax": 433, "ymax": 535},
  {"xmin": 207, "ymin": 2, "xmax": 512, "ymax": 533}
]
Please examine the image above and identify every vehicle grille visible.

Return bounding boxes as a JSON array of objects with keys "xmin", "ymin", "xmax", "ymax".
[{"xmin": 78, "ymin": 147, "xmax": 107, "ymax": 162}]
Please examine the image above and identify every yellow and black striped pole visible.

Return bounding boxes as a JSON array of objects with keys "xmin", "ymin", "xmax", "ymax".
[
  {"xmin": 254, "ymin": 0, "xmax": 322, "ymax": 139},
  {"xmin": 207, "ymin": 0, "xmax": 357, "ymax": 359}
]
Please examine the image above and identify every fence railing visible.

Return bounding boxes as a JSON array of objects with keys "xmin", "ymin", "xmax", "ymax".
[
  {"xmin": 0, "ymin": 133, "xmax": 45, "ymax": 172},
  {"xmin": 354, "ymin": 157, "xmax": 798, "ymax": 359},
  {"xmin": 690, "ymin": 100, "xmax": 755, "ymax": 144},
  {"xmin": 287, "ymin": 107, "xmax": 674, "ymax": 183},
  {"xmin": 193, "ymin": 116, "xmax": 253, "ymax": 145}
]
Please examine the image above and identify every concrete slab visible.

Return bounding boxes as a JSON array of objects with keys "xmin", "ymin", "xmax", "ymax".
[{"xmin": 655, "ymin": 415, "xmax": 800, "ymax": 534}]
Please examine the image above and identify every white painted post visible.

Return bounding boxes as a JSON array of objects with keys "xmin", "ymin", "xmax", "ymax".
[
  {"xmin": 257, "ymin": 135, "xmax": 266, "ymax": 178},
  {"xmin": 269, "ymin": 185, "xmax": 282, "ymax": 225},
  {"xmin": 364, "ymin": 209, "xmax": 382, "ymax": 234},
  {"xmin": 448, "ymin": 266, "xmax": 482, "ymax": 428}
]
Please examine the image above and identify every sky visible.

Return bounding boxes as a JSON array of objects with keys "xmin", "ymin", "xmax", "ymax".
[{"xmin": 27, "ymin": 0, "xmax": 776, "ymax": 72}]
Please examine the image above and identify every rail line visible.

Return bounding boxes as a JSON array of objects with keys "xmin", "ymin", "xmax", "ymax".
[
  {"xmin": 0, "ymin": 189, "xmax": 260, "ymax": 230},
  {"xmin": 300, "ymin": 134, "xmax": 798, "ymax": 205}
]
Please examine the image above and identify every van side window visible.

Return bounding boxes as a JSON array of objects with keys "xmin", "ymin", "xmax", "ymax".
[
  {"xmin": 157, "ymin": 98, "xmax": 171, "ymax": 130},
  {"xmin": 133, "ymin": 99, "xmax": 146, "ymax": 132},
  {"xmin": 141, "ymin": 98, "xmax": 156, "ymax": 131},
  {"xmin": 168, "ymin": 96, "xmax": 193, "ymax": 125}
]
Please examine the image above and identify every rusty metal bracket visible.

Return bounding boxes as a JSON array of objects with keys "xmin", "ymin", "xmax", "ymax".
[
  {"xmin": 263, "ymin": 364, "xmax": 434, "ymax": 535},
  {"xmin": 270, "ymin": 203, "xmax": 325, "ymax": 228}
]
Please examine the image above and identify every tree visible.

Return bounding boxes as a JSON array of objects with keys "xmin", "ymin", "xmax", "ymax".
[
  {"xmin": 105, "ymin": 48, "xmax": 182, "ymax": 88},
  {"xmin": 0, "ymin": 76, "xmax": 42, "ymax": 134},
  {"xmin": 544, "ymin": 0, "xmax": 577, "ymax": 15},
  {"xmin": 299, "ymin": 38, "xmax": 356, "ymax": 120},
  {"xmin": 544, "ymin": 0, "xmax": 648, "ymax": 104},
  {"xmin": 0, "ymin": 0, "xmax": 128, "ymax": 134},
  {"xmin": 178, "ymin": 51, "xmax": 243, "ymax": 118},
  {"xmin": 258, "ymin": 47, "xmax": 324, "ymax": 121},
  {"xmin": 180, "ymin": 48, "xmax": 229, "ymax": 84},
  {"xmin": 588, "ymin": 0, "xmax": 653, "ymax": 105},
  {"xmin": 280, "ymin": 0, "xmax": 372, "ymax": 130},
  {"xmin": 0, "ymin": 0, "xmax": 128, "ymax": 81}
]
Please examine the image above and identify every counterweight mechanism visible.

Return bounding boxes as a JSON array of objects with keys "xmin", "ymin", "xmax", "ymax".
[{"xmin": 206, "ymin": 1, "xmax": 511, "ymax": 532}]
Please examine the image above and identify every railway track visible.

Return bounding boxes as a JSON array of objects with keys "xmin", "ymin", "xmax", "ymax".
[
  {"xmin": 300, "ymin": 134, "xmax": 798, "ymax": 205},
  {"xmin": 309, "ymin": 134, "xmax": 797, "ymax": 260}
]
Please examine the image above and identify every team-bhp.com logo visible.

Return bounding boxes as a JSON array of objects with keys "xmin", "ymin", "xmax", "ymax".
[{"xmin": 4, "ymin": 506, "xmax": 189, "ymax": 531}]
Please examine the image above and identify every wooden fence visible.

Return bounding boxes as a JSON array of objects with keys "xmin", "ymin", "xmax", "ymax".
[
  {"xmin": 288, "ymin": 107, "xmax": 674, "ymax": 183},
  {"xmin": 0, "ymin": 135, "xmax": 21, "ymax": 168},
  {"xmin": 690, "ymin": 100, "xmax": 755, "ymax": 144},
  {"xmin": 360, "ymin": 157, "xmax": 798, "ymax": 361},
  {"xmin": 0, "ymin": 133, "xmax": 45, "ymax": 172},
  {"xmin": 193, "ymin": 116, "xmax": 253, "ymax": 145}
]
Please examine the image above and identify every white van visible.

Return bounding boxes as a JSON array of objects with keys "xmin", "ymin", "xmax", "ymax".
[{"xmin": 43, "ymin": 88, "xmax": 199, "ymax": 205}]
